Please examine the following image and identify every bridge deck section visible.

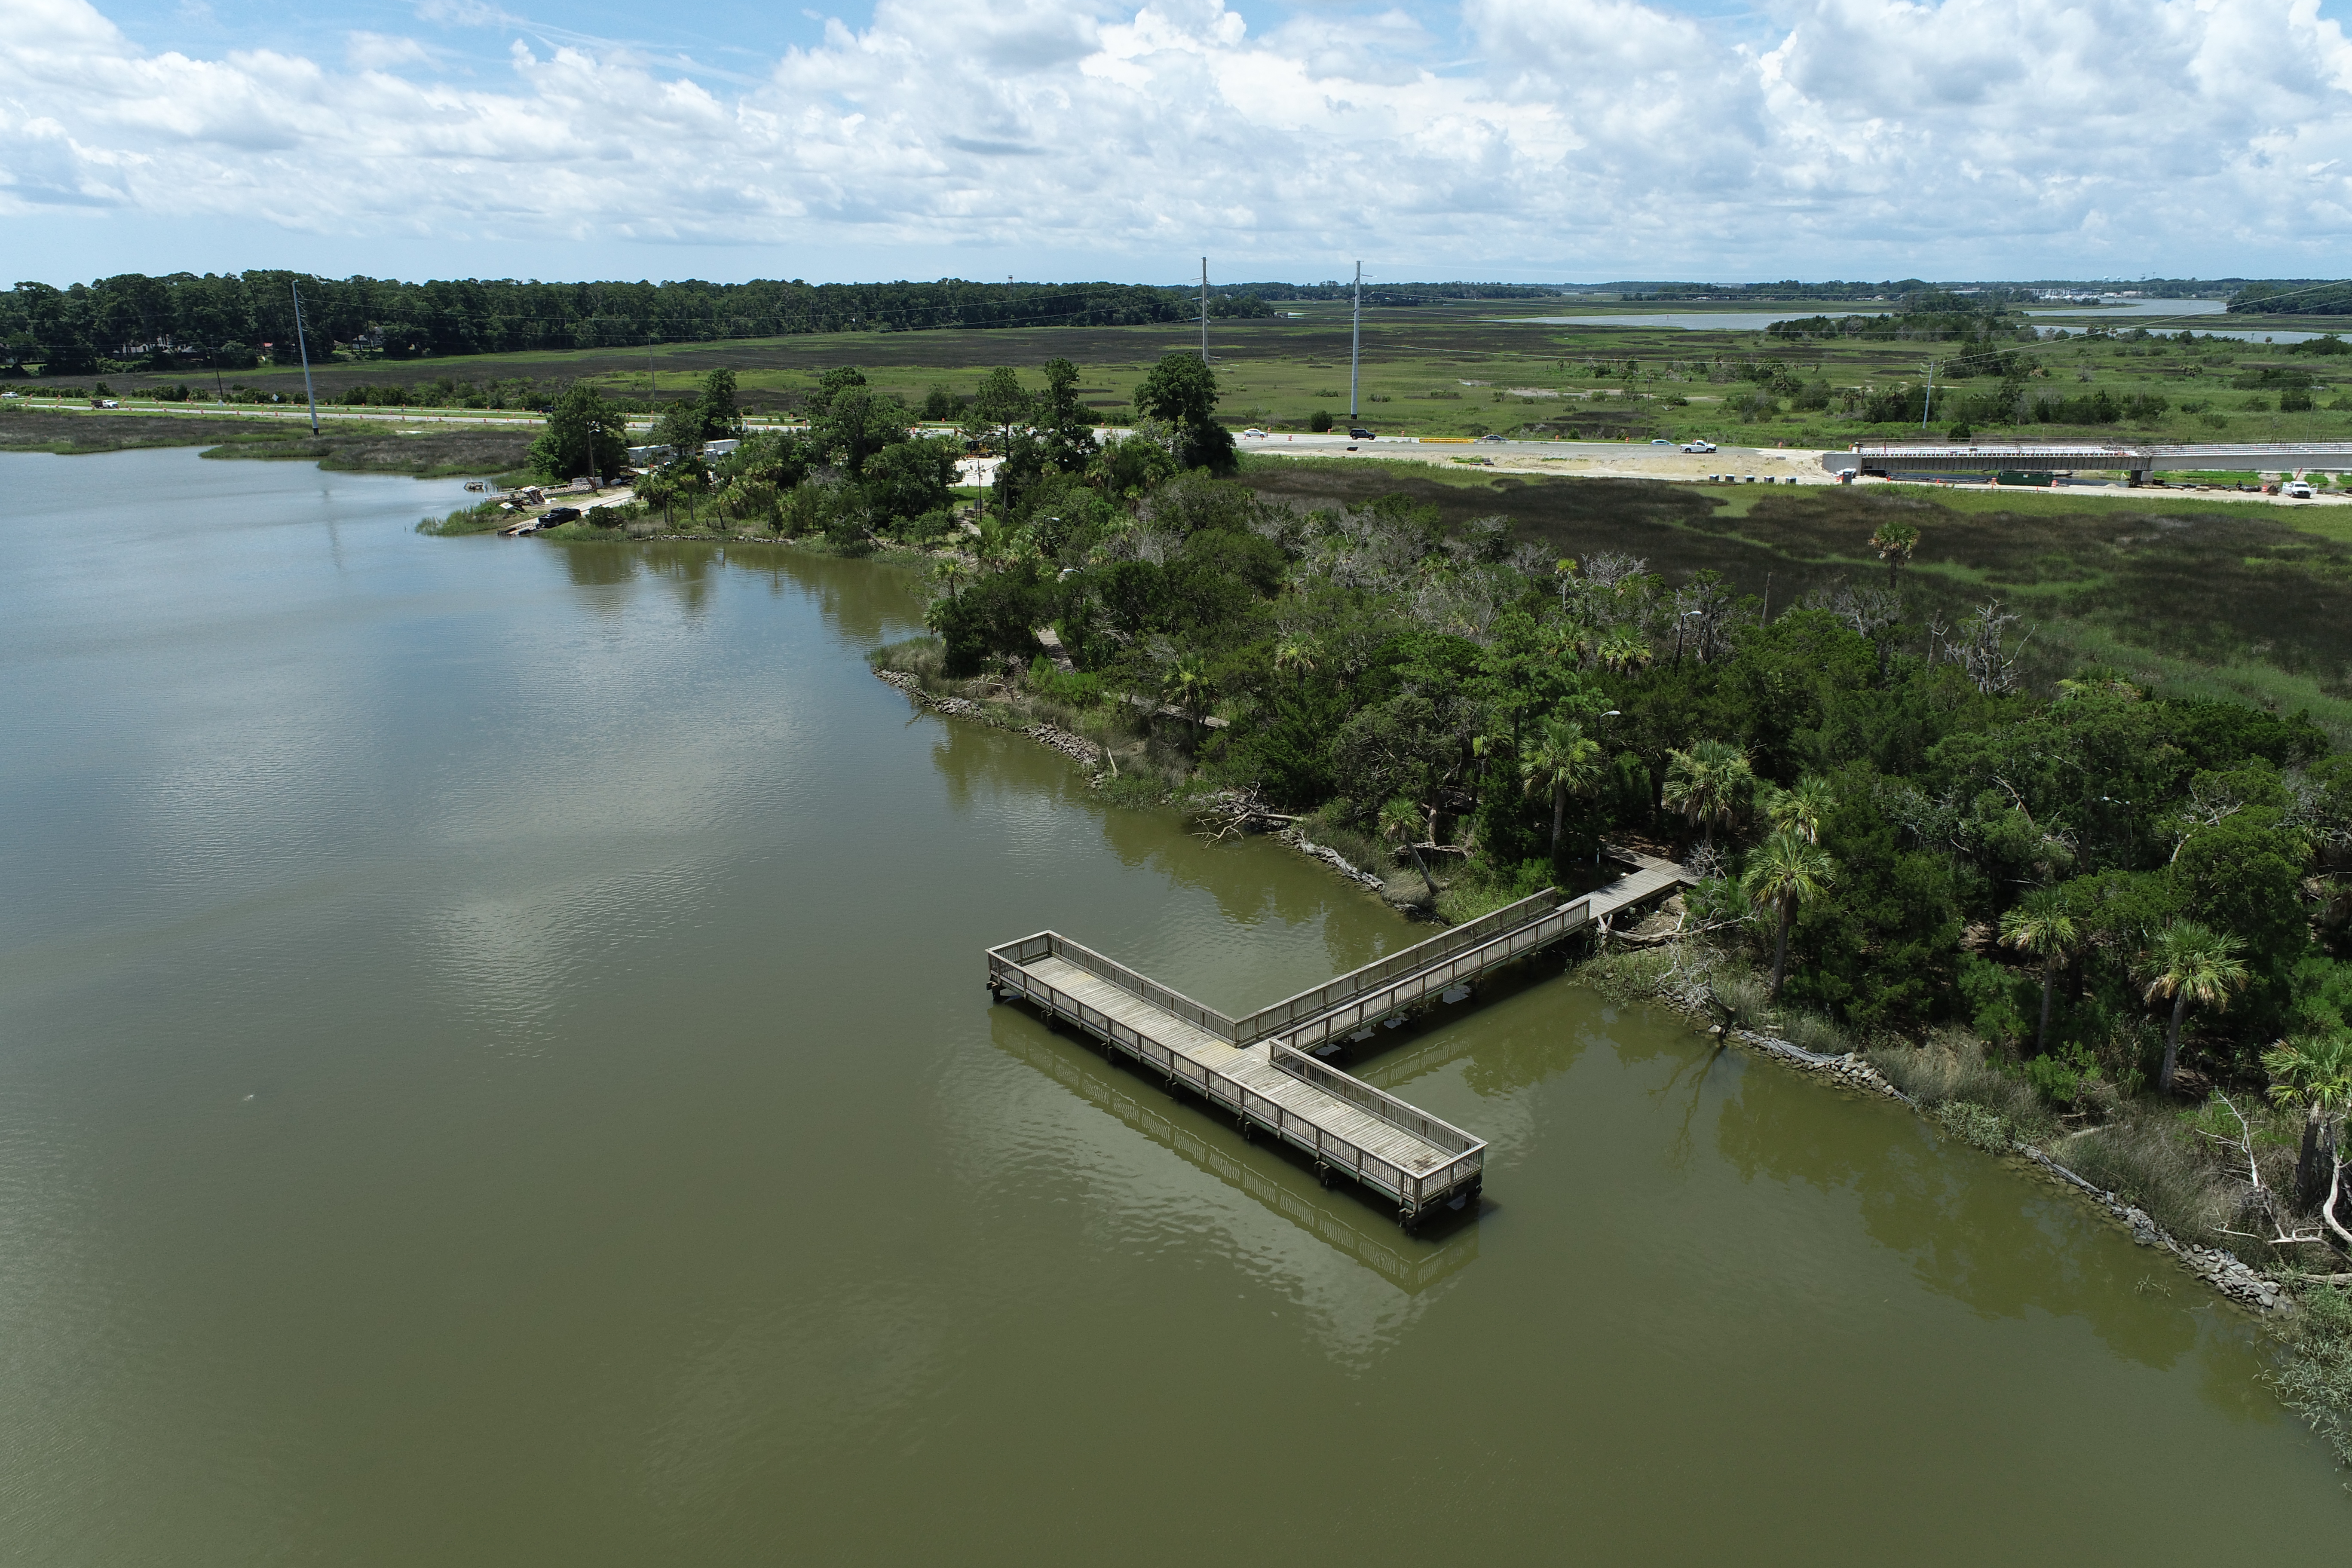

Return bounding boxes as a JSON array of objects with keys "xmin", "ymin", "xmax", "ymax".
[{"xmin": 1022, "ymin": 954, "xmax": 1454, "ymax": 1177}]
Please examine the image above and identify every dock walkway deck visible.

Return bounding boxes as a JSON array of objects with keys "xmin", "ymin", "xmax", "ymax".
[{"xmin": 987, "ymin": 850, "xmax": 1695, "ymax": 1225}]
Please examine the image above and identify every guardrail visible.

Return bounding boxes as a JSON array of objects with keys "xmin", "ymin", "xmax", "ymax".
[
  {"xmin": 1275, "ymin": 894, "xmax": 1598, "ymax": 1054},
  {"xmin": 1232, "ymin": 889, "xmax": 1562, "ymax": 1044}
]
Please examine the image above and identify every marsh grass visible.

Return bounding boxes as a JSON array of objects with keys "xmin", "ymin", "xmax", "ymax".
[
  {"xmin": 1233, "ymin": 466, "xmax": 2352, "ymax": 739},
  {"xmin": 1296, "ymin": 808, "xmax": 1386, "ymax": 882},
  {"xmin": 2271, "ymin": 1283, "xmax": 2352, "ymax": 1470},
  {"xmin": 1867, "ymin": 1029, "xmax": 2055, "ymax": 1137},
  {"xmin": 418, "ymin": 497, "xmax": 509, "ymax": 536}
]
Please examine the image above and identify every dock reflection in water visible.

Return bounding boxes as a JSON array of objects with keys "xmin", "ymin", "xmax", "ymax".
[{"xmin": 991, "ymin": 1008, "xmax": 1479, "ymax": 1297}]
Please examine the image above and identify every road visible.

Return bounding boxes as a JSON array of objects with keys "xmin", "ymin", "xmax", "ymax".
[{"xmin": 1237, "ymin": 430, "xmax": 1837, "ymax": 484}]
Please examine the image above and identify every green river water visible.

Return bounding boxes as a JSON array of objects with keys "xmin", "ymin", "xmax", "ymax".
[{"xmin": 0, "ymin": 448, "xmax": 2342, "ymax": 1562}]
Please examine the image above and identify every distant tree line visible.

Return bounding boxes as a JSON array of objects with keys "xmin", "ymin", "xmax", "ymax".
[
  {"xmin": 0, "ymin": 274, "xmax": 1194, "ymax": 376},
  {"xmin": 2230, "ymin": 281, "xmax": 2352, "ymax": 316},
  {"xmin": 0, "ymin": 273, "xmax": 1596, "ymax": 377}
]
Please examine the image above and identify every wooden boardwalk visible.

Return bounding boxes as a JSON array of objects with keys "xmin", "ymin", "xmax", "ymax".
[{"xmin": 986, "ymin": 850, "xmax": 1694, "ymax": 1226}]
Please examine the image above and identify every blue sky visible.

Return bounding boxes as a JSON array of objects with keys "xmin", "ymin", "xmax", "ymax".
[{"xmin": 9, "ymin": 0, "xmax": 2352, "ymax": 286}]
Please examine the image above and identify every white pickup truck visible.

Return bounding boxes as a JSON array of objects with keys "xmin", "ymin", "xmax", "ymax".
[{"xmin": 1681, "ymin": 439, "xmax": 1716, "ymax": 454}]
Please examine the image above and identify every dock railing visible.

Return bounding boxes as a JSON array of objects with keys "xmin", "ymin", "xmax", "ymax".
[
  {"xmin": 1231, "ymin": 888, "xmax": 1562, "ymax": 1044},
  {"xmin": 1275, "ymin": 893, "xmax": 1599, "ymax": 1054},
  {"xmin": 1270, "ymin": 1044, "xmax": 1479, "ymax": 1155},
  {"xmin": 988, "ymin": 931, "xmax": 1240, "ymax": 1043},
  {"xmin": 1270, "ymin": 1045, "xmax": 1487, "ymax": 1207}
]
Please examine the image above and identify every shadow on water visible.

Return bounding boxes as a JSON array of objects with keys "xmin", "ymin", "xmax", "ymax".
[
  {"xmin": 1339, "ymin": 950, "xmax": 1589, "ymax": 1100},
  {"xmin": 989, "ymin": 1004, "xmax": 1481, "ymax": 1295}
]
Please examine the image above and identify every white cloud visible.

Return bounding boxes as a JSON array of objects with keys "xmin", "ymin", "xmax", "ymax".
[
  {"xmin": 411, "ymin": 0, "xmax": 523, "ymax": 26},
  {"xmin": 3, "ymin": 0, "xmax": 2352, "ymax": 276},
  {"xmin": 345, "ymin": 31, "xmax": 432, "ymax": 70}
]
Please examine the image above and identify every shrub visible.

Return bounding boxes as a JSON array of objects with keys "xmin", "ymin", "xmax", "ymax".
[
  {"xmin": 901, "ymin": 508, "xmax": 956, "ymax": 545},
  {"xmin": 1934, "ymin": 1099, "xmax": 2015, "ymax": 1152},
  {"xmin": 1026, "ymin": 656, "xmax": 1103, "ymax": 708},
  {"xmin": 1309, "ymin": 410, "xmax": 1333, "ymax": 432}
]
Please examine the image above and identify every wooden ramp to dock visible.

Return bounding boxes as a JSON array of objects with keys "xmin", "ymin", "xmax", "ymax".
[{"xmin": 986, "ymin": 851, "xmax": 1694, "ymax": 1226}]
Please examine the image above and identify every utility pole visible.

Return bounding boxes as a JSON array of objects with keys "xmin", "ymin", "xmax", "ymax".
[
  {"xmin": 1200, "ymin": 257, "xmax": 1209, "ymax": 363},
  {"xmin": 1349, "ymin": 262, "xmax": 1362, "ymax": 422},
  {"xmin": 1920, "ymin": 358, "xmax": 1935, "ymax": 432},
  {"xmin": 289, "ymin": 279, "xmax": 320, "ymax": 436}
]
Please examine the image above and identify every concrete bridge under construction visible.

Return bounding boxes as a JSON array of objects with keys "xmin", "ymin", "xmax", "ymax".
[{"xmin": 1827, "ymin": 441, "xmax": 2352, "ymax": 484}]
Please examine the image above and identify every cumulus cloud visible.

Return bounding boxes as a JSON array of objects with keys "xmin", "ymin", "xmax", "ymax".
[{"xmin": 3, "ymin": 0, "xmax": 2352, "ymax": 275}]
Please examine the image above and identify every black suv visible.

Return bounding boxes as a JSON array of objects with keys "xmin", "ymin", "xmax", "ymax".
[{"xmin": 1348, "ymin": 427, "xmax": 1375, "ymax": 440}]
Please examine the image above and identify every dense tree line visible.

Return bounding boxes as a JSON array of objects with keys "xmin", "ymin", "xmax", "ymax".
[
  {"xmin": 0, "ymin": 274, "xmax": 1191, "ymax": 375},
  {"xmin": 1765, "ymin": 304, "xmax": 2030, "ymax": 345}
]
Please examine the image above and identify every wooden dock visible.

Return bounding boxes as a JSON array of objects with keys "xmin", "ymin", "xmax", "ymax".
[{"xmin": 986, "ymin": 851, "xmax": 1694, "ymax": 1227}]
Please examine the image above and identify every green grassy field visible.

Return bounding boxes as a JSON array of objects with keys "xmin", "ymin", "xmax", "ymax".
[{"xmin": 67, "ymin": 299, "xmax": 2352, "ymax": 451}]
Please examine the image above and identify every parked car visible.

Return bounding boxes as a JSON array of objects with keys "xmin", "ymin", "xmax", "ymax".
[
  {"xmin": 1682, "ymin": 439, "xmax": 1717, "ymax": 453},
  {"xmin": 1348, "ymin": 427, "xmax": 1376, "ymax": 440},
  {"xmin": 2284, "ymin": 480, "xmax": 2315, "ymax": 499},
  {"xmin": 540, "ymin": 506, "xmax": 582, "ymax": 524}
]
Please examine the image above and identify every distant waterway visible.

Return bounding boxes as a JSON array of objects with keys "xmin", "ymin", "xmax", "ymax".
[
  {"xmin": 1, "ymin": 446, "xmax": 2344, "ymax": 1563},
  {"xmin": 1499, "ymin": 296, "xmax": 2337, "ymax": 342}
]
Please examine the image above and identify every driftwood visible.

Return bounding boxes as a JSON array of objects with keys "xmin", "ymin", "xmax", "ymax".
[{"xmin": 1189, "ymin": 787, "xmax": 1300, "ymax": 842}]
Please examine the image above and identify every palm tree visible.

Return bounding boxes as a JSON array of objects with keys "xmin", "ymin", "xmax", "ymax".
[
  {"xmin": 1764, "ymin": 772, "xmax": 1834, "ymax": 843},
  {"xmin": 1161, "ymin": 659, "xmax": 1213, "ymax": 730},
  {"xmin": 1596, "ymin": 630, "xmax": 1652, "ymax": 674},
  {"xmin": 2139, "ymin": 920, "xmax": 2251, "ymax": 1095},
  {"xmin": 1271, "ymin": 639, "xmax": 1317, "ymax": 683},
  {"xmin": 1519, "ymin": 717, "xmax": 1603, "ymax": 860},
  {"xmin": 1999, "ymin": 888, "xmax": 2079, "ymax": 1054},
  {"xmin": 931, "ymin": 556, "xmax": 971, "ymax": 603},
  {"xmin": 1661, "ymin": 739, "xmax": 1753, "ymax": 851},
  {"xmin": 2263, "ymin": 1033, "xmax": 2352, "ymax": 1209},
  {"xmin": 1379, "ymin": 795, "xmax": 1439, "ymax": 904},
  {"xmin": 1871, "ymin": 519, "xmax": 1920, "ymax": 590},
  {"xmin": 1742, "ymin": 828, "xmax": 1835, "ymax": 999}
]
